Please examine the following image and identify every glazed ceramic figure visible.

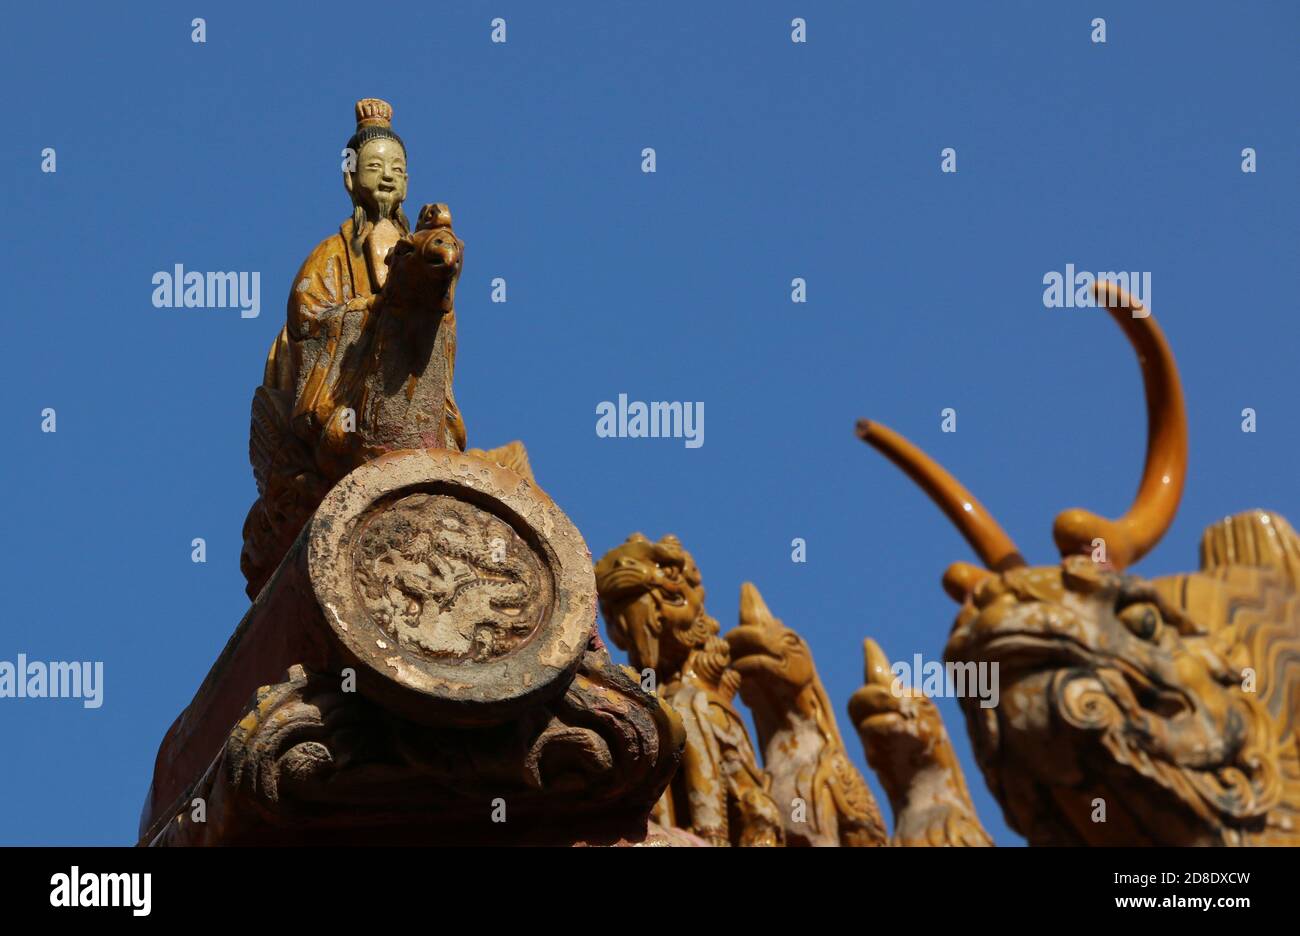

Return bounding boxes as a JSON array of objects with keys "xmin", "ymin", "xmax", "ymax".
[
  {"xmin": 860, "ymin": 282, "xmax": 1300, "ymax": 845},
  {"xmin": 241, "ymin": 100, "xmax": 466, "ymax": 598},
  {"xmin": 595, "ymin": 534, "xmax": 785, "ymax": 846},
  {"xmin": 727, "ymin": 583, "xmax": 888, "ymax": 846}
]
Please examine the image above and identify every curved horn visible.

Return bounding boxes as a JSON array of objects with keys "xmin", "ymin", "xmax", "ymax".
[
  {"xmin": 856, "ymin": 419, "xmax": 1025, "ymax": 573},
  {"xmin": 1052, "ymin": 281, "xmax": 1186, "ymax": 570}
]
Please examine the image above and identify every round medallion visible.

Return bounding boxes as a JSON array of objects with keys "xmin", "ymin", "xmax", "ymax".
[{"xmin": 306, "ymin": 449, "xmax": 596, "ymax": 725}]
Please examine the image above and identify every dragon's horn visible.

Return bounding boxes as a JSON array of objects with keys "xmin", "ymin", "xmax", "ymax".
[
  {"xmin": 856, "ymin": 419, "xmax": 1025, "ymax": 578},
  {"xmin": 1051, "ymin": 281, "xmax": 1186, "ymax": 570}
]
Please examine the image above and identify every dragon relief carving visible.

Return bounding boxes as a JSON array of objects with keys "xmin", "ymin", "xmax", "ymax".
[
  {"xmin": 859, "ymin": 281, "xmax": 1300, "ymax": 845},
  {"xmin": 352, "ymin": 493, "xmax": 550, "ymax": 663}
]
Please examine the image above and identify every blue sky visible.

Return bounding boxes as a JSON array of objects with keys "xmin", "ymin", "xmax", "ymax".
[{"xmin": 2, "ymin": 2, "xmax": 1296, "ymax": 845}]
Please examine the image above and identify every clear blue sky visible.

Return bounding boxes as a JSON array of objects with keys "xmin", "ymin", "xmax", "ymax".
[{"xmin": 2, "ymin": 2, "xmax": 1296, "ymax": 845}]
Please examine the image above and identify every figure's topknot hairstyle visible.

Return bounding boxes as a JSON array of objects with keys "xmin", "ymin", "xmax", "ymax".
[{"xmin": 346, "ymin": 98, "xmax": 405, "ymax": 160}]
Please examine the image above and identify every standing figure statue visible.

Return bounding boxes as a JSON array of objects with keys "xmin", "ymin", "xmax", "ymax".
[
  {"xmin": 595, "ymin": 534, "xmax": 784, "ymax": 846},
  {"xmin": 241, "ymin": 99, "xmax": 467, "ymax": 598}
]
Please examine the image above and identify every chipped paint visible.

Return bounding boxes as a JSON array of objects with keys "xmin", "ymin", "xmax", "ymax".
[{"xmin": 325, "ymin": 602, "xmax": 349, "ymax": 632}]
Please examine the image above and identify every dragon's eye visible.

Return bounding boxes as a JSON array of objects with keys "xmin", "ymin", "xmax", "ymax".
[{"xmin": 1118, "ymin": 602, "xmax": 1162, "ymax": 641}]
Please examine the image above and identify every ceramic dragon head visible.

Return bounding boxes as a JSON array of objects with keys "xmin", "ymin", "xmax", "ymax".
[
  {"xmin": 725, "ymin": 583, "xmax": 818, "ymax": 705},
  {"xmin": 860, "ymin": 282, "xmax": 1300, "ymax": 845},
  {"xmin": 381, "ymin": 203, "xmax": 464, "ymax": 314}
]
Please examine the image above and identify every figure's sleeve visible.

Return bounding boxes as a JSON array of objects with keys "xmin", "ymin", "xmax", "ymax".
[
  {"xmin": 287, "ymin": 244, "xmax": 354, "ymax": 340},
  {"xmin": 285, "ymin": 238, "xmax": 359, "ymax": 430}
]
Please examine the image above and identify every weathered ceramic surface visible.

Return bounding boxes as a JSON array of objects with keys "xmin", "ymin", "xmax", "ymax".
[
  {"xmin": 142, "ymin": 449, "xmax": 680, "ymax": 846},
  {"xmin": 308, "ymin": 448, "xmax": 596, "ymax": 726},
  {"xmin": 143, "ymin": 650, "xmax": 683, "ymax": 846}
]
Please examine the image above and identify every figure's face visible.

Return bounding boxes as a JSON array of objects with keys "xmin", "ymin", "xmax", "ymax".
[
  {"xmin": 594, "ymin": 535, "xmax": 705, "ymax": 676},
  {"xmin": 350, "ymin": 138, "xmax": 407, "ymax": 219}
]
